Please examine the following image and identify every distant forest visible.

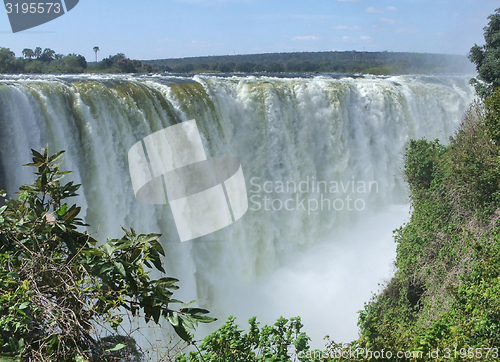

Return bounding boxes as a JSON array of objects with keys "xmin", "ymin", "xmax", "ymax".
[
  {"xmin": 144, "ymin": 51, "xmax": 476, "ymax": 75},
  {"xmin": 0, "ymin": 47, "xmax": 475, "ymax": 75}
]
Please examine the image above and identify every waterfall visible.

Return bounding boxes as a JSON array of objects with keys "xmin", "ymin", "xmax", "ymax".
[{"xmin": 0, "ymin": 74, "xmax": 475, "ymax": 346}]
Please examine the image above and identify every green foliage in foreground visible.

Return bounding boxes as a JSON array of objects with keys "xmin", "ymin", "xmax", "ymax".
[
  {"xmin": 172, "ymin": 315, "xmax": 366, "ymax": 362},
  {"xmin": 176, "ymin": 316, "xmax": 311, "ymax": 362},
  {"xmin": 0, "ymin": 148, "xmax": 215, "ymax": 361}
]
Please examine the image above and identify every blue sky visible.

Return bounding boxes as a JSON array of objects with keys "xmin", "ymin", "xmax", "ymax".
[{"xmin": 0, "ymin": 0, "xmax": 498, "ymax": 61}]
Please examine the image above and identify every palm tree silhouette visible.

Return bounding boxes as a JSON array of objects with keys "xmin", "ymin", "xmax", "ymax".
[
  {"xmin": 34, "ymin": 47, "xmax": 42, "ymax": 60},
  {"xmin": 22, "ymin": 48, "xmax": 34, "ymax": 59},
  {"xmin": 93, "ymin": 46, "xmax": 100, "ymax": 64}
]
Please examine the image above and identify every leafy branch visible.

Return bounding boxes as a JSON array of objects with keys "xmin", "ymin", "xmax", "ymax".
[{"xmin": 0, "ymin": 147, "xmax": 215, "ymax": 362}]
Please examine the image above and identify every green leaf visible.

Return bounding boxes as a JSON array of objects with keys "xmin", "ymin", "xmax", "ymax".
[
  {"xmin": 99, "ymin": 264, "xmax": 114, "ymax": 274},
  {"xmin": 180, "ymin": 315, "xmax": 195, "ymax": 329},
  {"xmin": 168, "ymin": 311, "xmax": 179, "ymax": 326},
  {"xmin": 57, "ymin": 204, "xmax": 68, "ymax": 216},
  {"xmin": 150, "ymin": 239, "xmax": 165, "ymax": 256},
  {"xmin": 18, "ymin": 338, "xmax": 24, "ymax": 352},
  {"xmin": 121, "ymin": 227, "xmax": 134, "ymax": 238},
  {"xmin": 113, "ymin": 239, "xmax": 134, "ymax": 252},
  {"xmin": 152, "ymin": 306, "xmax": 161, "ymax": 324},
  {"xmin": 130, "ymin": 248, "xmax": 142, "ymax": 263},
  {"xmin": 63, "ymin": 207, "xmax": 81, "ymax": 221},
  {"xmin": 173, "ymin": 323, "xmax": 192, "ymax": 343},
  {"xmin": 103, "ymin": 243, "xmax": 113, "ymax": 257},
  {"xmin": 191, "ymin": 315, "xmax": 217, "ymax": 323},
  {"xmin": 139, "ymin": 233, "xmax": 161, "ymax": 244},
  {"xmin": 180, "ymin": 307, "xmax": 210, "ymax": 314},
  {"xmin": 159, "ymin": 277, "xmax": 180, "ymax": 284},
  {"xmin": 30, "ymin": 149, "xmax": 44, "ymax": 161},
  {"xmin": 114, "ymin": 262, "xmax": 127, "ymax": 277},
  {"xmin": 48, "ymin": 150, "xmax": 65, "ymax": 163},
  {"xmin": 179, "ymin": 298, "xmax": 200, "ymax": 308},
  {"xmin": 149, "ymin": 247, "xmax": 165, "ymax": 272},
  {"xmin": 106, "ymin": 343, "xmax": 127, "ymax": 352}
]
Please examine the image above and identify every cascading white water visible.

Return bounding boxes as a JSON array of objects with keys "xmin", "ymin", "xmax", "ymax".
[{"xmin": 0, "ymin": 74, "xmax": 475, "ymax": 347}]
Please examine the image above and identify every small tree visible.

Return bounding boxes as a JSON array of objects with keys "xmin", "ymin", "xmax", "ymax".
[
  {"xmin": 93, "ymin": 46, "xmax": 100, "ymax": 64},
  {"xmin": 0, "ymin": 148, "xmax": 215, "ymax": 361},
  {"xmin": 21, "ymin": 48, "xmax": 34, "ymax": 60},
  {"xmin": 39, "ymin": 48, "xmax": 55, "ymax": 63},
  {"xmin": 469, "ymin": 8, "xmax": 500, "ymax": 99},
  {"xmin": 0, "ymin": 47, "xmax": 17, "ymax": 73},
  {"xmin": 33, "ymin": 47, "xmax": 42, "ymax": 60},
  {"xmin": 175, "ymin": 316, "xmax": 312, "ymax": 362},
  {"xmin": 469, "ymin": 9, "xmax": 500, "ymax": 145}
]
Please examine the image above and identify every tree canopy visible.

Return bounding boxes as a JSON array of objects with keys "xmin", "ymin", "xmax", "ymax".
[
  {"xmin": 469, "ymin": 7, "xmax": 500, "ymax": 98},
  {"xmin": 0, "ymin": 46, "xmax": 87, "ymax": 74}
]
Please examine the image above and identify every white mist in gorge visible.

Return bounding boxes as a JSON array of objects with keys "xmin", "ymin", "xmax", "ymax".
[{"xmin": 0, "ymin": 74, "xmax": 475, "ymax": 345}]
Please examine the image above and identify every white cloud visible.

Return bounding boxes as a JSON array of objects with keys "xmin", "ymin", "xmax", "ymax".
[
  {"xmin": 338, "ymin": 35, "xmax": 372, "ymax": 43},
  {"xmin": 366, "ymin": 6, "xmax": 397, "ymax": 13},
  {"xmin": 292, "ymin": 36, "xmax": 320, "ymax": 41},
  {"xmin": 379, "ymin": 18, "xmax": 401, "ymax": 25},
  {"xmin": 190, "ymin": 40, "xmax": 210, "ymax": 47},
  {"xmin": 332, "ymin": 25, "xmax": 361, "ymax": 30},
  {"xmin": 395, "ymin": 27, "xmax": 421, "ymax": 34}
]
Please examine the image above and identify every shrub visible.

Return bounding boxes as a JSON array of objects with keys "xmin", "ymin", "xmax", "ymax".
[
  {"xmin": 0, "ymin": 148, "xmax": 215, "ymax": 361},
  {"xmin": 175, "ymin": 316, "xmax": 312, "ymax": 362},
  {"xmin": 485, "ymin": 88, "xmax": 500, "ymax": 144},
  {"xmin": 404, "ymin": 139, "xmax": 446, "ymax": 191}
]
